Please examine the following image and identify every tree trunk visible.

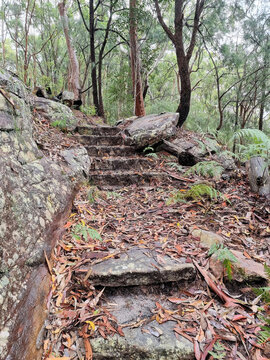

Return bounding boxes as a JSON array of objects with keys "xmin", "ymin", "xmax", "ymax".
[
  {"xmin": 247, "ymin": 156, "xmax": 270, "ymax": 196},
  {"xmin": 58, "ymin": 1, "xmax": 81, "ymax": 100},
  {"xmin": 89, "ymin": 0, "xmax": 99, "ymax": 114},
  {"xmin": 175, "ymin": 54, "xmax": 191, "ymax": 127},
  {"xmin": 154, "ymin": 0, "xmax": 204, "ymax": 127},
  {"xmin": 129, "ymin": 0, "xmax": 145, "ymax": 117}
]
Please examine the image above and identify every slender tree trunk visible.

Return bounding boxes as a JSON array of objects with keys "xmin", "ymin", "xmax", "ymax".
[
  {"xmin": 89, "ymin": 0, "xmax": 99, "ymax": 114},
  {"xmin": 154, "ymin": 0, "xmax": 204, "ymax": 127},
  {"xmin": 129, "ymin": 0, "xmax": 145, "ymax": 117},
  {"xmin": 258, "ymin": 93, "xmax": 265, "ymax": 131},
  {"xmin": 58, "ymin": 1, "xmax": 81, "ymax": 100},
  {"xmin": 175, "ymin": 50, "xmax": 191, "ymax": 127},
  {"xmin": 1, "ymin": 0, "xmax": 5, "ymax": 66}
]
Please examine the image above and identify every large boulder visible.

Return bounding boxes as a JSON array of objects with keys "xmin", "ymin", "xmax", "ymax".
[
  {"xmin": 0, "ymin": 70, "xmax": 87, "ymax": 360},
  {"xmin": 32, "ymin": 96, "xmax": 78, "ymax": 131},
  {"xmin": 121, "ymin": 113, "xmax": 179, "ymax": 149}
]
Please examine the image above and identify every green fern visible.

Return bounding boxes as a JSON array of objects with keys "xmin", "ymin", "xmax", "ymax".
[
  {"xmin": 257, "ymin": 325, "xmax": 270, "ymax": 344},
  {"xmin": 72, "ymin": 224, "xmax": 102, "ymax": 242},
  {"xmin": 51, "ymin": 119, "xmax": 67, "ymax": 130},
  {"xmin": 185, "ymin": 161, "xmax": 224, "ymax": 179},
  {"xmin": 146, "ymin": 153, "xmax": 158, "ymax": 159},
  {"xmin": 106, "ymin": 191, "xmax": 122, "ymax": 199},
  {"xmin": 167, "ymin": 183, "xmax": 221, "ymax": 204},
  {"xmin": 232, "ymin": 129, "xmax": 270, "ymax": 161},
  {"xmin": 209, "ymin": 341, "xmax": 226, "ymax": 359},
  {"xmin": 87, "ymin": 186, "xmax": 101, "ymax": 204},
  {"xmin": 143, "ymin": 146, "xmax": 155, "ymax": 153},
  {"xmin": 209, "ymin": 244, "xmax": 238, "ymax": 280},
  {"xmin": 254, "ymin": 265, "xmax": 270, "ymax": 344},
  {"xmin": 167, "ymin": 162, "xmax": 183, "ymax": 172}
]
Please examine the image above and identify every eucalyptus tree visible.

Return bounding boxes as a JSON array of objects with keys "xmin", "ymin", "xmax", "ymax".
[
  {"xmin": 154, "ymin": 0, "xmax": 206, "ymax": 127},
  {"xmin": 129, "ymin": 0, "xmax": 145, "ymax": 116},
  {"xmin": 76, "ymin": 0, "xmax": 127, "ymax": 117},
  {"xmin": 58, "ymin": 1, "xmax": 81, "ymax": 100}
]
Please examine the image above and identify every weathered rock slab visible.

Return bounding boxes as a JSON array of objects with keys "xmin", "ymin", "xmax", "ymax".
[
  {"xmin": 161, "ymin": 137, "xmax": 220, "ymax": 166},
  {"xmin": 91, "ymin": 321, "xmax": 194, "ymax": 360},
  {"xmin": 78, "ymin": 248, "xmax": 196, "ymax": 286},
  {"xmin": 191, "ymin": 229, "xmax": 224, "ymax": 249},
  {"xmin": 210, "ymin": 250, "xmax": 268, "ymax": 283},
  {"xmin": 0, "ymin": 70, "xmax": 86, "ymax": 360},
  {"xmin": 60, "ymin": 146, "xmax": 91, "ymax": 180},
  {"xmin": 122, "ymin": 113, "xmax": 179, "ymax": 149},
  {"xmin": 32, "ymin": 96, "xmax": 78, "ymax": 130}
]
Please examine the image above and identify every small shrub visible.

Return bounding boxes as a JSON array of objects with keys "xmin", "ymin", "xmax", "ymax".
[{"xmin": 81, "ymin": 105, "xmax": 96, "ymax": 117}]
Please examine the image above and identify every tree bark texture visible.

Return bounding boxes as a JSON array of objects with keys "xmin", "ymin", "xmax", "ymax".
[
  {"xmin": 154, "ymin": 0, "xmax": 205, "ymax": 127},
  {"xmin": 89, "ymin": 0, "xmax": 100, "ymax": 114},
  {"xmin": 247, "ymin": 156, "xmax": 270, "ymax": 196},
  {"xmin": 129, "ymin": 0, "xmax": 145, "ymax": 117},
  {"xmin": 58, "ymin": 2, "xmax": 81, "ymax": 100}
]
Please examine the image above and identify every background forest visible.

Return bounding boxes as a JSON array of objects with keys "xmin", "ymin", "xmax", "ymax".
[{"xmin": 0, "ymin": 0, "xmax": 269, "ymax": 138}]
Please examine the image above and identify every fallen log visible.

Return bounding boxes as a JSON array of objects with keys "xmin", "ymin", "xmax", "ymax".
[{"xmin": 247, "ymin": 156, "xmax": 270, "ymax": 196}]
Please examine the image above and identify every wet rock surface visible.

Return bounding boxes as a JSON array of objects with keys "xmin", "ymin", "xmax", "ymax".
[
  {"xmin": 77, "ymin": 247, "xmax": 196, "ymax": 287},
  {"xmin": 0, "ymin": 70, "xmax": 87, "ymax": 360}
]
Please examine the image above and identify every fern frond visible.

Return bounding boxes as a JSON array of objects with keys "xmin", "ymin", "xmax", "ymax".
[
  {"xmin": 72, "ymin": 224, "xmax": 102, "ymax": 242},
  {"xmin": 185, "ymin": 161, "xmax": 224, "ymax": 179},
  {"xmin": 106, "ymin": 191, "xmax": 122, "ymax": 199},
  {"xmin": 257, "ymin": 326, "xmax": 270, "ymax": 344},
  {"xmin": 233, "ymin": 129, "xmax": 270, "ymax": 145},
  {"xmin": 167, "ymin": 162, "xmax": 183, "ymax": 172},
  {"xmin": 209, "ymin": 341, "xmax": 226, "ymax": 359},
  {"xmin": 233, "ymin": 129, "xmax": 270, "ymax": 161},
  {"xmin": 167, "ymin": 183, "xmax": 222, "ymax": 204},
  {"xmin": 88, "ymin": 186, "xmax": 100, "ymax": 204},
  {"xmin": 253, "ymin": 287, "xmax": 270, "ymax": 303},
  {"xmin": 264, "ymin": 264, "xmax": 270, "ymax": 279}
]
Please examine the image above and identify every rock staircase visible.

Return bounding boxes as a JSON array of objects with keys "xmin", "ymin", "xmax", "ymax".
[
  {"xmin": 73, "ymin": 125, "xmax": 195, "ymax": 359},
  {"xmin": 76, "ymin": 125, "xmax": 165, "ymax": 188},
  {"xmin": 75, "ymin": 247, "xmax": 196, "ymax": 360}
]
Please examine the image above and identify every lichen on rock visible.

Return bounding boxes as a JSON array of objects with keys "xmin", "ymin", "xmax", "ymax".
[{"xmin": 0, "ymin": 69, "xmax": 89, "ymax": 360}]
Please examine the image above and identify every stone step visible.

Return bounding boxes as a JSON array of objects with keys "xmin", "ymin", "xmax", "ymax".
[
  {"xmin": 91, "ymin": 319, "xmax": 194, "ymax": 360},
  {"xmin": 86, "ymin": 145, "xmax": 135, "ymax": 157},
  {"xmin": 89, "ymin": 171, "xmax": 166, "ymax": 187},
  {"xmin": 75, "ymin": 248, "xmax": 195, "ymax": 359},
  {"xmin": 90, "ymin": 157, "xmax": 153, "ymax": 171},
  {"xmin": 76, "ymin": 247, "xmax": 195, "ymax": 287},
  {"xmin": 77, "ymin": 135, "xmax": 124, "ymax": 146},
  {"xmin": 76, "ymin": 125, "xmax": 120, "ymax": 136}
]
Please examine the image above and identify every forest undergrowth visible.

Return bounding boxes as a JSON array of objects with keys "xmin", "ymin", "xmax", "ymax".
[{"xmin": 39, "ymin": 117, "xmax": 270, "ymax": 359}]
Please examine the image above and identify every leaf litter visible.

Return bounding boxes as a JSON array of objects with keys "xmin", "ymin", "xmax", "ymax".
[{"xmin": 42, "ymin": 150, "xmax": 270, "ymax": 360}]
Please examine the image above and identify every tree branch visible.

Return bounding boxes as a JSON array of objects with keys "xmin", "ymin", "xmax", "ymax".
[{"xmin": 154, "ymin": 0, "xmax": 175, "ymax": 44}]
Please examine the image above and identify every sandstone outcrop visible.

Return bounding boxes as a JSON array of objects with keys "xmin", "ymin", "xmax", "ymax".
[{"xmin": 0, "ymin": 70, "xmax": 89, "ymax": 360}]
